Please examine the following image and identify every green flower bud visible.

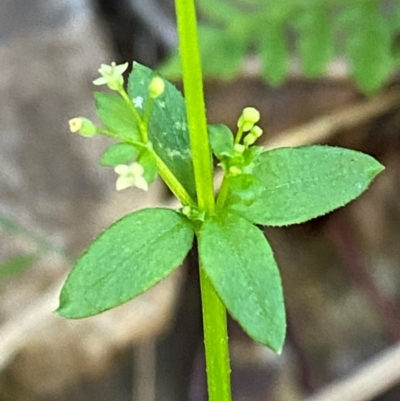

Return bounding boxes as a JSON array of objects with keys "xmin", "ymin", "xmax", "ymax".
[
  {"xmin": 229, "ymin": 166, "xmax": 242, "ymax": 176},
  {"xmin": 250, "ymin": 125, "xmax": 263, "ymax": 139},
  {"xmin": 243, "ymin": 133, "xmax": 257, "ymax": 147},
  {"xmin": 181, "ymin": 206, "xmax": 192, "ymax": 217},
  {"xmin": 148, "ymin": 76, "xmax": 165, "ymax": 98},
  {"xmin": 237, "ymin": 107, "xmax": 261, "ymax": 131},
  {"xmin": 68, "ymin": 117, "xmax": 96, "ymax": 137},
  {"xmin": 234, "ymin": 143, "xmax": 245, "ymax": 154},
  {"xmin": 181, "ymin": 205, "xmax": 205, "ymax": 222},
  {"xmin": 244, "ymin": 126, "xmax": 263, "ymax": 147}
]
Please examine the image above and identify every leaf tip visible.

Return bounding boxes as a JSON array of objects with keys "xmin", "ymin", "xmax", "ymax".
[
  {"xmin": 370, "ymin": 160, "xmax": 385, "ymax": 178},
  {"xmin": 53, "ymin": 303, "xmax": 69, "ymax": 318}
]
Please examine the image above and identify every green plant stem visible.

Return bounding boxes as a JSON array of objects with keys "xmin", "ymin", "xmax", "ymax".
[
  {"xmin": 175, "ymin": 0, "xmax": 214, "ymax": 213},
  {"xmin": 200, "ymin": 269, "xmax": 232, "ymax": 401},
  {"xmin": 119, "ymin": 89, "xmax": 146, "ymax": 137},
  {"xmin": 118, "ymin": 87, "xmax": 196, "ymax": 207},
  {"xmin": 235, "ymin": 127, "xmax": 245, "ymax": 144},
  {"xmin": 216, "ymin": 176, "xmax": 230, "ymax": 211},
  {"xmin": 175, "ymin": 1, "xmax": 232, "ymax": 401},
  {"xmin": 153, "ymin": 153, "xmax": 197, "ymax": 207}
]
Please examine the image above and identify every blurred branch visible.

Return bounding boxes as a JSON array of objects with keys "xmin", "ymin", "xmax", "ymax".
[
  {"xmin": 0, "ymin": 279, "xmax": 62, "ymax": 370},
  {"xmin": 303, "ymin": 342, "xmax": 400, "ymax": 401},
  {"xmin": 133, "ymin": 341, "xmax": 156, "ymax": 401},
  {"xmin": 264, "ymin": 88, "xmax": 400, "ymax": 150},
  {"xmin": 328, "ymin": 212, "xmax": 400, "ymax": 341}
]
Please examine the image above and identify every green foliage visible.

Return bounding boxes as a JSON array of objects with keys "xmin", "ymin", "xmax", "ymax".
[
  {"xmin": 62, "ymin": 60, "xmax": 383, "ymax": 352},
  {"xmin": 127, "ymin": 63, "xmax": 197, "ymax": 199},
  {"xmin": 209, "ymin": 124, "xmax": 235, "ymax": 158},
  {"xmin": 138, "ymin": 148, "xmax": 158, "ymax": 185},
  {"xmin": 258, "ymin": 19, "xmax": 289, "ymax": 86},
  {"xmin": 60, "ymin": 5, "xmax": 387, "ymax": 400},
  {"xmin": 227, "ymin": 146, "xmax": 384, "ymax": 226},
  {"xmin": 57, "ymin": 208, "xmax": 194, "ymax": 318},
  {"xmin": 95, "ymin": 92, "xmax": 140, "ymax": 141},
  {"xmin": 100, "ymin": 143, "xmax": 140, "ymax": 167},
  {"xmin": 295, "ymin": 6, "xmax": 333, "ymax": 77},
  {"xmin": 161, "ymin": 0, "xmax": 399, "ymax": 93},
  {"xmin": 199, "ymin": 212, "xmax": 285, "ymax": 352},
  {"xmin": 342, "ymin": 2, "xmax": 393, "ymax": 93},
  {"xmin": 0, "ymin": 254, "xmax": 37, "ymax": 281}
]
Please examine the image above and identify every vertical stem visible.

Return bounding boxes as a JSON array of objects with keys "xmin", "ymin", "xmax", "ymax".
[
  {"xmin": 175, "ymin": 0, "xmax": 214, "ymax": 212},
  {"xmin": 175, "ymin": 1, "xmax": 232, "ymax": 401},
  {"xmin": 200, "ymin": 270, "xmax": 232, "ymax": 401}
]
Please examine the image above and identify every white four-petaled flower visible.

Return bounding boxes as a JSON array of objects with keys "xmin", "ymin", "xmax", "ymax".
[
  {"xmin": 93, "ymin": 62, "xmax": 129, "ymax": 90},
  {"xmin": 114, "ymin": 162, "xmax": 148, "ymax": 191}
]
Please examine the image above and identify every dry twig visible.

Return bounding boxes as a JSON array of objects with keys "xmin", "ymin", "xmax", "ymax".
[{"xmin": 303, "ymin": 342, "xmax": 400, "ymax": 401}]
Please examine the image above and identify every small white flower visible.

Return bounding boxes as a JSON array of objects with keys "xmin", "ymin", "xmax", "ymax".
[
  {"xmin": 114, "ymin": 162, "xmax": 148, "ymax": 191},
  {"xmin": 93, "ymin": 62, "xmax": 129, "ymax": 91}
]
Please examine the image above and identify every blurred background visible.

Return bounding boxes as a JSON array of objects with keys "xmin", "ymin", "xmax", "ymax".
[{"xmin": 1, "ymin": 0, "xmax": 400, "ymax": 400}]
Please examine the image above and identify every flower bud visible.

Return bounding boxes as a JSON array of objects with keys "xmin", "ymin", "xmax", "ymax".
[
  {"xmin": 243, "ymin": 133, "xmax": 257, "ymax": 147},
  {"xmin": 237, "ymin": 107, "xmax": 260, "ymax": 131},
  {"xmin": 234, "ymin": 143, "xmax": 245, "ymax": 154},
  {"xmin": 68, "ymin": 117, "xmax": 96, "ymax": 137},
  {"xmin": 148, "ymin": 76, "xmax": 165, "ymax": 98},
  {"xmin": 229, "ymin": 166, "xmax": 242, "ymax": 176},
  {"xmin": 250, "ymin": 125, "xmax": 263, "ymax": 138},
  {"xmin": 181, "ymin": 206, "xmax": 192, "ymax": 217}
]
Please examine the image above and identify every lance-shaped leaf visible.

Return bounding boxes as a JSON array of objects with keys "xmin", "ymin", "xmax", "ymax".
[
  {"xmin": 228, "ymin": 146, "xmax": 384, "ymax": 226},
  {"xmin": 94, "ymin": 92, "xmax": 141, "ymax": 142},
  {"xmin": 127, "ymin": 62, "xmax": 196, "ymax": 199},
  {"xmin": 57, "ymin": 208, "xmax": 194, "ymax": 318},
  {"xmin": 199, "ymin": 213, "xmax": 286, "ymax": 352}
]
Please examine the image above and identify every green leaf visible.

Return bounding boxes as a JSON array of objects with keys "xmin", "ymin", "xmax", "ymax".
[
  {"xmin": 100, "ymin": 143, "xmax": 140, "ymax": 167},
  {"xmin": 94, "ymin": 92, "xmax": 140, "ymax": 142},
  {"xmin": 295, "ymin": 7, "xmax": 333, "ymax": 78},
  {"xmin": 259, "ymin": 20, "xmax": 288, "ymax": 86},
  {"xmin": 198, "ymin": 25, "xmax": 247, "ymax": 80},
  {"xmin": 209, "ymin": 124, "xmax": 235, "ymax": 159},
  {"xmin": 199, "ymin": 212, "xmax": 286, "ymax": 352},
  {"xmin": 57, "ymin": 208, "xmax": 194, "ymax": 318},
  {"xmin": 127, "ymin": 62, "xmax": 196, "ymax": 199},
  {"xmin": 0, "ymin": 254, "xmax": 37, "ymax": 281},
  {"xmin": 242, "ymin": 146, "xmax": 263, "ymax": 173},
  {"xmin": 197, "ymin": 0, "xmax": 243, "ymax": 24},
  {"xmin": 228, "ymin": 174, "xmax": 264, "ymax": 206},
  {"xmin": 228, "ymin": 146, "xmax": 384, "ymax": 226},
  {"xmin": 345, "ymin": 2, "xmax": 393, "ymax": 93},
  {"xmin": 138, "ymin": 148, "xmax": 158, "ymax": 185}
]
